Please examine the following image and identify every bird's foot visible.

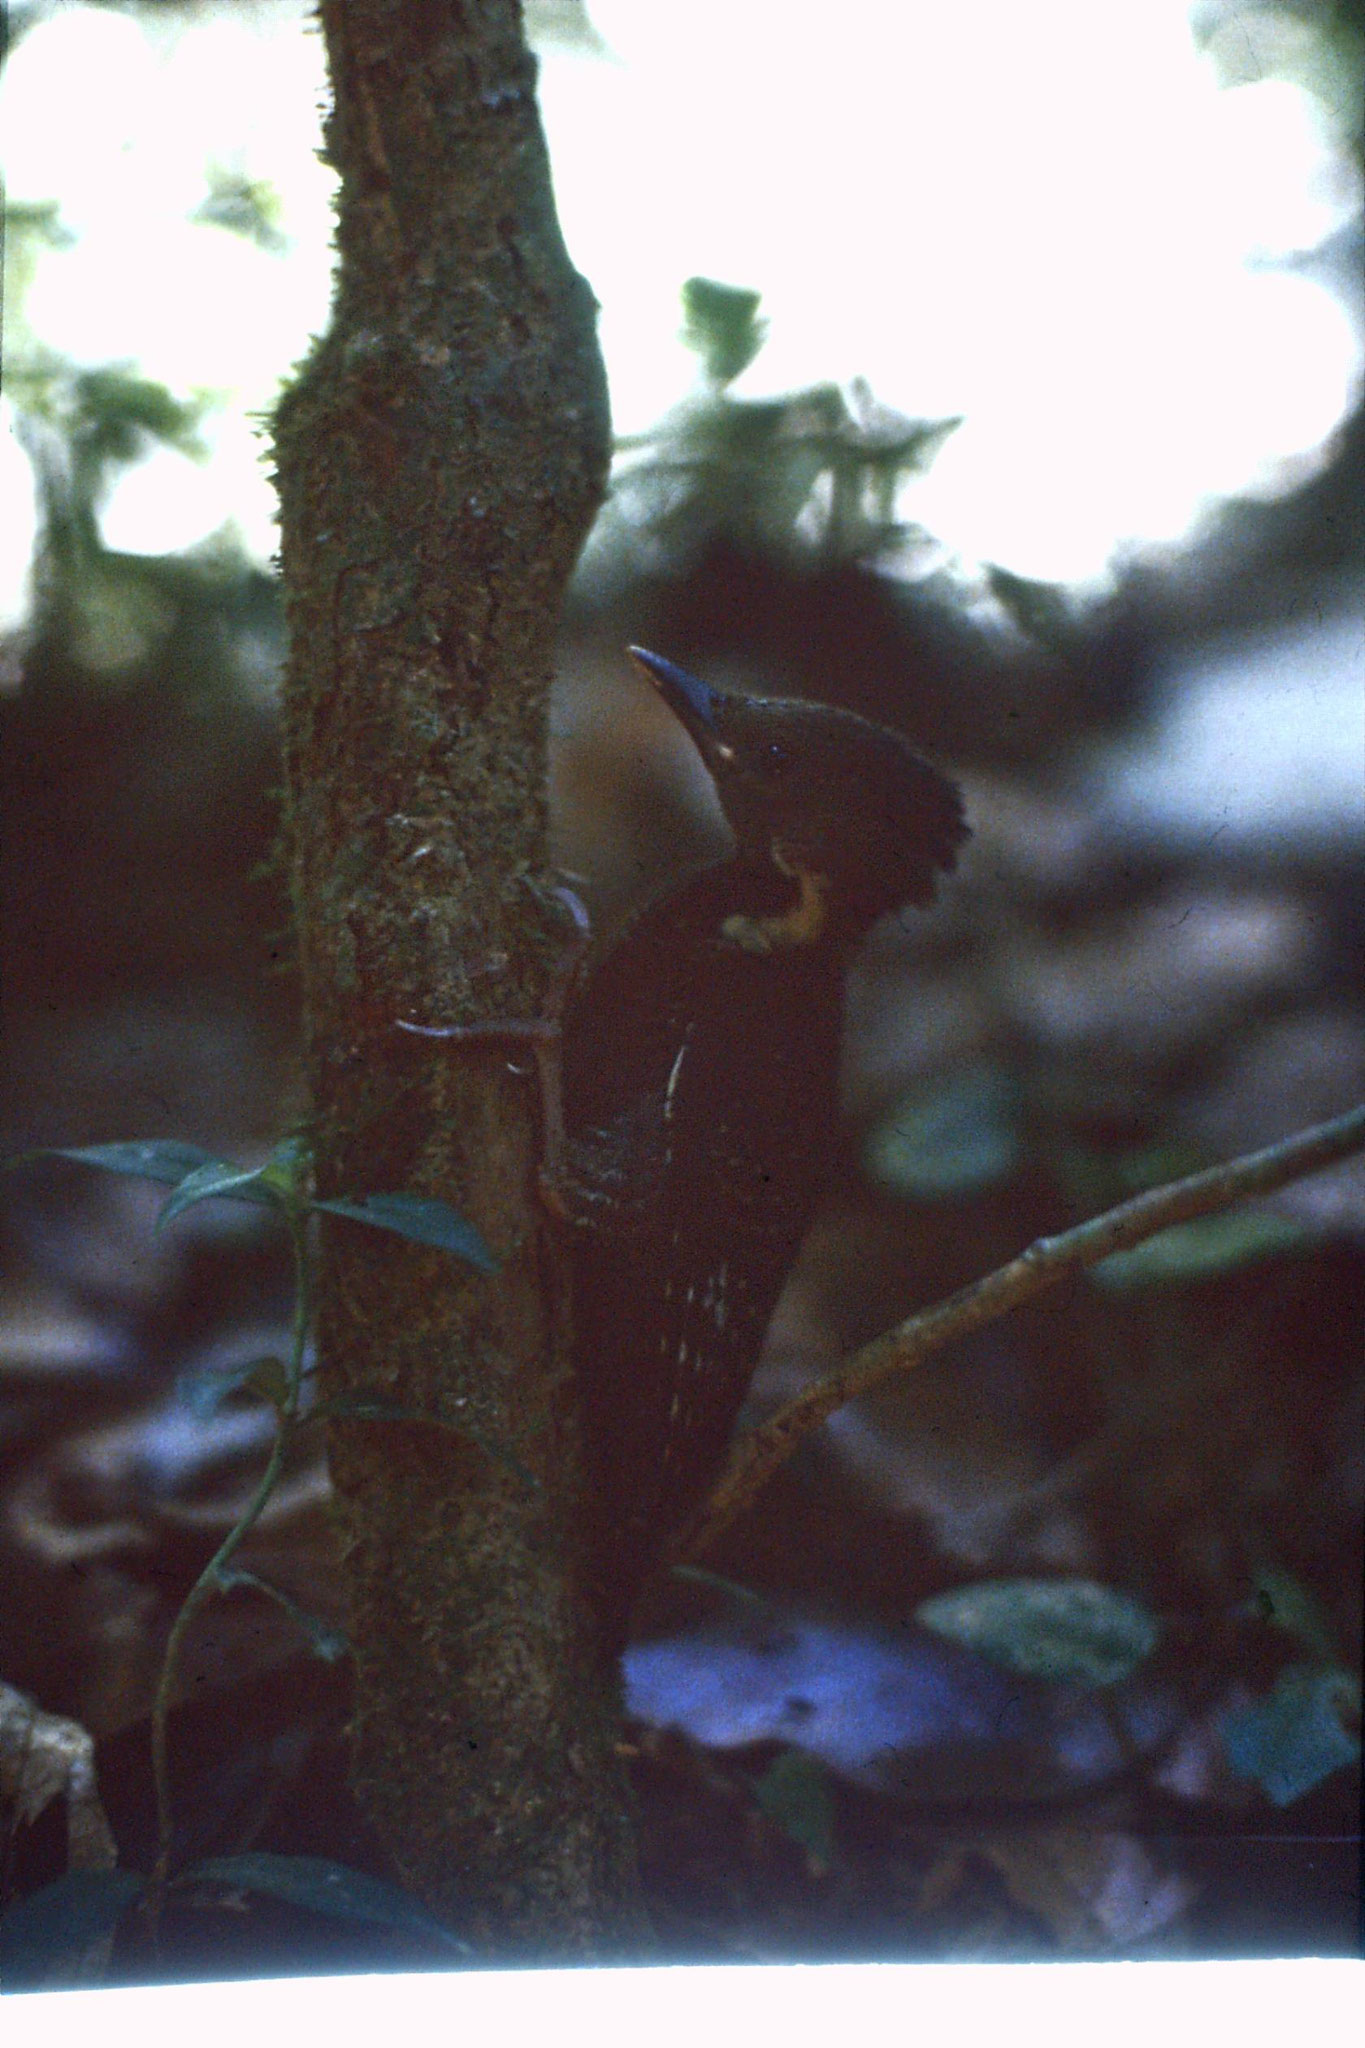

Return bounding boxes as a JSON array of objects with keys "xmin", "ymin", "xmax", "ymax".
[{"xmin": 395, "ymin": 882, "xmax": 600, "ymax": 1225}]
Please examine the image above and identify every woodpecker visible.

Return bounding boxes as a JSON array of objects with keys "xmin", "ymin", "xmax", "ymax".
[{"xmin": 563, "ymin": 649, "xmax": 967, "ymax": 1647}]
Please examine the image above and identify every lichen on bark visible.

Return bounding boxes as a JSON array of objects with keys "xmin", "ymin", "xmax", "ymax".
[{"xmin": 272, "ymin": 0, "xmax": 642, "ymax": 1951}]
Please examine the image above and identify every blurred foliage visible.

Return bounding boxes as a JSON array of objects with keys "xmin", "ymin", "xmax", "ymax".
[
  {"xmin": 1222, "ymin": 1663, "xmax": 1361, "ymax": 1806},
  {"xmin": 983, "ymin": 566, "xmax": 1088, "ymax": 661},
  {"xmin": 1044, "ymin": 1130, "xmax": 1317, "ymax": 1286},
  {"xmin": 1249, "ymin": 1567, "xmax": 1342, "ymax": 1663},
  {"xmin": 1224, "ymin": 1560, "xmax": 1360, "ymax": 1807},
  {"xmin": 524, "ymin": 0, "xmax": 610, "ymax": 58},
  {"xmin": 1196, "ymin": 0, "xmax": 1365, "ymax": 147},
  {"xmin": 6, "ymin": 357, "xmax": 227, "ymax": 683},
  {"xmin": 680, "ymin": 275, "xmax": 769, "ymax": 387},
  {"xmin": 2, "ymin": 198, "xmax": 76, "ymax": 331},
  {"xmin": 0, "ymin": 1851, "xmax": 464, "ymax": 1991},
  {"xmin": 16, "ymin": 359, "xmax": 207, "ymax": 545},
  {"xmin": 591, "ymin": 275, "xmax": 961, "ymax": 587},
  {"xmin": 194, "ymin": 167, "xmax": 289, "ymax": 253},
  {"xmin": 0, "ymin": 341, "xmax": 286, "ymax": 995},
  {"xmin": 0, "ymin": 1869, "xmax": 145, "ymax": 1991},
  {"xmin": 754, "ymin": 1749, "xmax": 835, "ymax": 1868},
  {"xmin": 181, "ymin": 1851, "xmax": 465, "ymax": 1951},
  {"xmin": 1092, "ymin": 1207, "xmax": 1309, "ymax": 1289},
  {"xmin": 865, "ymin": 1064, "xmax": 1022, "ymax": 1200},
  {"xmin": 917, "ymin": 1579, "xmax": 1160, "ymax": 1690},
  {"xmin": 868, "ymin": 1076, "xmax": 1321, "ymax": 1287},
  {"xmin": 3, "ymin": 168, "xmax": 276, "ymax": 695}
]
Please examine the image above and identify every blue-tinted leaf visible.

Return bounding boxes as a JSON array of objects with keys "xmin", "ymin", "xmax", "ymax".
[
  {"xmin": 8, "ymin": 1139, "xmax": 219, "ymax": 1187},
  {"xmin": 1222, "ymin": 1665, "xmax": 1361, "ymax": 1807},
  {"xmin": 0, "ymin": 1869, "xmax": 145, "ymax": 1989},
  {"xmin": 176, "ymin": 1352, "xmax": 289, "ymax": 1418},
  {"xmin": 918, "ymin": 1578, "xmax": 1159, "ymax": 1689},
  {"xmin": 181, "ymin": 1853, "xmax": 466, "ymax": 1951},
  {"xmin": 754, "ymin": 1749, "xmax": 834, "ymax": 1867},
  {"xmin": 313, "ymin": 1191, "xmax": 497, "ymax": 1272},
  {"xmin": 214, "ymin": 1566, "xmax": 348, "ymax": 1662},
  {"xmin": 158, "ymin": 1157, "xmax": 279, "ymax": 1229},
  {"xmin": 865, "ymin": 1064, "xmax": 1020, "ymax": 1200}
]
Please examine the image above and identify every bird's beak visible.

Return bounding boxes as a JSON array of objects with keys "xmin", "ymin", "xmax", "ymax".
[{"xmin": 627, "ymin": 647, "xmax": 733, "ymax": 766}]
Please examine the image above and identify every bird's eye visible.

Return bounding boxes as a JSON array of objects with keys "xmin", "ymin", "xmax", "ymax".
[{"xmin": 759, "ymin": 740, "xmax": 791, "ymax": 776}]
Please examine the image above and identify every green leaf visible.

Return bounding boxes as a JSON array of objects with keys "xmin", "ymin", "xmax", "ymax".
[
  {"xmin": 214, "ymin": 1567, "xmax": 348, "ymax": 1663},
  {"xmin": 917, "ymin": 1578, "xmax": 1160, "ymax": 1689},
  {"xmin": 72, "ymin": 367, "xmax": 206, "ymax": 466},
  {"xmin": 1222, "ymin": 1665, "xmax": 1361, "ymax": 1807},
  {"xmin": 180, "ymin": 1853, "xmax": 467, "ymax": 1951},
  {"xmin": 158, "ymin": 1156, "xmax": 281, "ymax": 1229},
  {"xmin": 7, "ymin": 1141, "xmax": 306, "ymax": 1231},
  {"xmin": 0, "ymin": 1869, "xmax": 146, "ymax": 1989},
  {"xmin": 1093, "ymin": 1208, "xmax": 1307, "ymax": 1288},
  {"xmin": 754, "ymin": 1749, "xmax": 835, "ymax": 1867},
  {"xmin": 681, "ymin": 275, "xmax": 768, "ymax": 385},
  {"xmin": 175, "ymin": 1352, "xmax": 290, "ymax": 1418},
  {"xmin": 313, "ymin": 1191, "xmax": 498, "ymax": 1272},
  {"xmin": 865, "ymin": 1064, "xmax": 1020, "ymax": 1199},
  {"xmin": 6, "ymin": 1139, "xmax": 220, "ymax": 1187},
  {"xmin": 257, "ymin": 1134, "xmax": 312, "ymax": 1204}
]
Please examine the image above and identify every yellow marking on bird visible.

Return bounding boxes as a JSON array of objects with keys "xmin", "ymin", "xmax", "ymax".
[{"xmin": 722, "ymin": 844, "xmax": 830, "ymax": 956}]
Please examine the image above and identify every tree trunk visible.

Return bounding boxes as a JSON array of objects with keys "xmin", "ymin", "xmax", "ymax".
[{"xmin": 273, "ymin": 0, "xmax": 642, "ymax": 1953}]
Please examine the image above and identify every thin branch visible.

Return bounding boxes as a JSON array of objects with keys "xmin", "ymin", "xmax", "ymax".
[{"xmin": 680, "ymin": 1100, "xmax": 1365, "ymax": 1561}]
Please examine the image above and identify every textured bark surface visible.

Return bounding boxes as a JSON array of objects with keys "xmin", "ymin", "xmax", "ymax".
[{"xmin": 272, "ymin": 1, "xmax": 641, "ymax": 1951}]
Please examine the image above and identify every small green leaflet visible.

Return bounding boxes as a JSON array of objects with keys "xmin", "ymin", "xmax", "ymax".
[{"xmin": 158, "ymin": 1156, "xmax": 280, "ymax": 1227}]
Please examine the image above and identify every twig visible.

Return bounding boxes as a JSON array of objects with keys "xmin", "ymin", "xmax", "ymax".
[
  {"xmin": 680, "ymin": 1100, "xmax": 1365, "ymax": 1561},
  {"xmin": 148, "ymin": 1209, "xmax": 313, "ymax": 1901}
]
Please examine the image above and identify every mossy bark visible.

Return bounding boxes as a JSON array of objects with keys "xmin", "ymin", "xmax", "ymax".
[{"xmin": 273, "ymin": 0, "xmax": 641, "ymax": 1952}]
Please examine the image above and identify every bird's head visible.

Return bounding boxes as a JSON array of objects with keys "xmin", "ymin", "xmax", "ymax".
[{"xmin": 628, "ymin": 647, "xmax": 967, "ymax": 936}]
